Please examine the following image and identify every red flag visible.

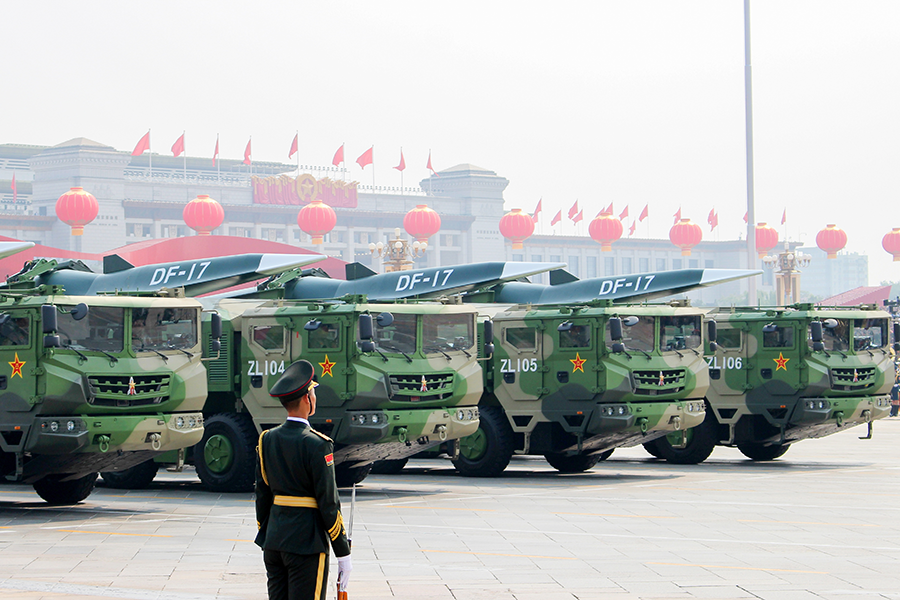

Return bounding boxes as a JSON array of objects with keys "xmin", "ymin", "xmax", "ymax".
[
  {"xmin": 573, "ymin": 209, "xmax": 584, "ymax": 224},
  {"xmin": 603, "ymin": 202, "xmax": 614, "ymax": 215},
  {"xmin": 629, "ymin": 220, "xmax": 636, "ymax": 236},
  {"xmin": 332, "ymin": 144, "xmax": 345, "ymax": 166},
  {"xmin": 171, "ymin": 133, "xmax": 185, "ymax": 158},
  {"xmin": 743, "ymin": 211, "xmax": 748, "ymax": 223},
  {"xmin": 532, "ymin": 198, "xmax": 542, "ymax": 223},
  {"xmin": 426, "ymin": 150, "xmax": 439, "ymax": 176},
  {"xmin": 550, "ymin": 210, "xmax": 562, "ymax": 226},
  {"xmin": 289, "ymin": 133, "xmax": 299, "ymax": 159},
  {"xmin": 708, "ymin": 208, "xmax": 718, "ymax": 232},
  {"xmin": 394, "ymin": 149, "xmax": 406, "ymax": 172},
  {"xmin": 131, "ymin": 131, "xmax": 150, "ymax": 156},
  {"xmin": 568, "ymin": 200, "xmax": 579, "ymax": 220},
  {"xmin": 781, "ymin": 209, "xmax": 786, "ymax": 225},
  {"xmin": 213, "ymin": 136, "xmax": 219, "ymax": 167},
  {"xmin": 357, "ymin": 146, "xmax": 373, "ymax": 169},
  {"xmin": 618, "ymin": 205, "xmax": 629, "ymax": 221},
  {"xmin": 673, "ymin": 207, "xmax": 682, "ymax": 224},
  {"xmin": 11, "ymin": 172, "xmax": 15, "ymax": 203},
  {"xmin": 639, "ymin": 204, "xmax": 648, "ymax": 222},
  {"xmin": 243, "ymin": 138, "xmax": 252, "ymax": 166}
]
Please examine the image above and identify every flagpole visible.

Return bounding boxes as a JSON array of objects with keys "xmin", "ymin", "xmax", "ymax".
[
  {"xmin": 400, "ymin": 147, "xmax": 403, "ymax": 194},
  {"xmin": 216, "ymin": 134, "xmax": 220, "ymax": 186},
  {"xmin": 743, "ymin": 0, "xmax": 758, "ymax": 304},
  {"xmin": 296, "ymin": 130, "xmax": 300, "ymax": 175},
  {"xmin": 182, "ymin": 131, "xmax": 187, "ymax": 193},
  {"xmin": 371, "ymin": 145, "xmax": 375, "ymax": 191},
  {"xmin": 148, "ymin": 129, "xmax": 152, "ymax": 180}
]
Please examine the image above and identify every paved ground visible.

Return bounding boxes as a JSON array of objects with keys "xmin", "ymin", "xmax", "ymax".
[{"xmin": 2, "ymin": 418, "xmax": 899, "ymax": 600}]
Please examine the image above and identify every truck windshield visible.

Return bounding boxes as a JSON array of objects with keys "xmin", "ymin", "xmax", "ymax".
[
  {"xmin": 852, "ymin": 318, "xmax": 887, "ymax": 350},
  {"xmin": 815, "ymin": 319, "xmax": 850, "ymax": 352},
  {"xmin": 423, "ymin": 313, "xmax": 474, "ymax": 353},
  {"xmin": 605, "ymin": 316, "xmax": 655, "ymax": 352},
  {"xmin": 372, "ymin": 313, "xmax": 417, "ymax": 355},
  {"xmin": 660, "ymin": 316, "xmax": 702, "ymax": 352},
  {"xmin": 58, "ymin": 305, "xmax": 125, "ymax": 353},
  {"xmin": 132, "ymin": 307, "xmax": 198, "ymax": 352}
]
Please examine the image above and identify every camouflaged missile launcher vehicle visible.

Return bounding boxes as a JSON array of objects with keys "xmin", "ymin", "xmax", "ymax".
[
  {"xmin": 645, "ymin": 304, "xmax": 894, "ymax": 463},
  {"xmin": 450, "ymin": 300, "xmax": 709, "ymax": 476},
  {"xmin": 0, "ymin": 291, "xmax": 207, "ymax": 503},
  {"xmin": 192, "ymin": 298, "xmax": 484, "ymax": 491}
]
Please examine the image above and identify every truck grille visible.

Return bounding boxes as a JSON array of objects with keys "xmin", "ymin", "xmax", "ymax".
[
  {"xmin": 632, "ymin": 369, "xmax": 686, "ymax": 395},
  {"xmin": 388, "ymin": 372, "xmax": 454, "ymax": 401},
  {"xmin": 87, "ymin": 374, "xmax": 171, "ymax": 407},
  {"xmin": 830, "ymin": 367, "xmax": 876, "ymax": 391}
]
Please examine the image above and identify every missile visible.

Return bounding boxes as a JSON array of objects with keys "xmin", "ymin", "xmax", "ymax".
[{"xmin": 0, "ymin": 241, "xmax": 35, "ymax": 261}]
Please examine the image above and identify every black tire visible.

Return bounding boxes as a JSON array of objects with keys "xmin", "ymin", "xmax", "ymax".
[
  {"xmin": 737, "ymin": 442, "xmax": 791, "ymax": 461},
  {"xmin": 100, "ymin": 460, "xmax": 159, "ymax": 489},
  {"xmin": 33, "ymin": 473, "xmax": 97, "ymax": 504},
  {"xmin": 544, "ymin": 450, "xmax": 606, "ymax": 473},
  {"xmin": 370, "ymin": 458, "xmax": 409, "ymax": 475},
  {"xmin": 643, "ymin": 441, "xmax": 665, "ymax": 458},
  {"xmin": 335, "ymin": 463, "xmax": 373, "ymax": 487},
  {"xmin": 649, "ymin": 408, "xmax": 718, "ymax": 465},
  {"xmin": 193, "ymin": 413, "xmax": 258, "ymax": 493},
  {"xmin": 451, "ymin": 406, "xmax": 513, "ymax": 477}
]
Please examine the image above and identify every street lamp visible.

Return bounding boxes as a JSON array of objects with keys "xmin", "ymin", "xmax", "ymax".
[
  {"xmin": 762, "ymin": 242, "xmax": 812, "ymax": 306},
  {"xmin": 369, "ymin": 228, "xmax": 427, "ymax": 272}
]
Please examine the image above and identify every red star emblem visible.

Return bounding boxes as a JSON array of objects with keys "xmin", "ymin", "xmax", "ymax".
[
  {"xmin": 773, "ymin": 352, "xmax": 790, "ymax": 371},
  {"xmin": 319, "ymin": 355, "xmax": 336, "ymax": 377},
  {"xmin": 127, "ymin": 376, "xmax": 137, "ymax": 395},
  {"xmin": 8, "ymin": 352, "xmax": 25, "ymax": 378},
  {"xmin": 570, "ymin": 352, "xmax": 586, "ymax": 373},
  {"xmin": 420, "ymin": 375, "xmax": 428, "ymax": 392}
]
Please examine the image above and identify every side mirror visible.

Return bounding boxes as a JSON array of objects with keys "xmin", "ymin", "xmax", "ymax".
[
  {"xmin": 360, "ymin": 340, "xmax": 376, "ymax": 353},
  {"xmin": 623, "ymin": 316, "xmax": 640, "ymax": 327},
  {"xmin": 762, "ymin": 323, "xmax": 777, "ymax": 333},
  {"xmin": 709, "ymin": 341, "xmax": 718, "ymax": 352},
  {"xmin": 304, "ymin": 319, "xmax": 322, "ymax": 331},
  {"xmin": 210, "ymin": 313, "xmax": 222, "ymax": 339},
  {"xmin": 376, "ymin": 312, "xmax": 394, "ymax": 327},
  {"xmin": 210, "ymin": 339, "xmax": 221, "ymax": 352},
  {"xmin": 358, "ymin": 314, "xmax": 374, "ymax": 340},
  {"xmin": 810, "ymin": 321, "xmax": 823, "ymax": 343},
  {"xmin": 612, "ymin": 342, "xmax": 625, "ymax": 354},
  {"xmin": 70, "ymin": 303, "xmax": 88, "ymax": 321},
  {"xmin": 813, "ymin": 341, "xmax": 825, "ymax": 352},
  {"xmin": 44, "ymin": 334, "xmax": 60, "ymax": 348},
  {"xmin": 823, "ymin": 318, "xmax": 839, "ymax": 329},
  {"xmin": 557, "ymin": 321, "xmax": 573, "ymax": 332},
  {"xmin": 609, "ymin": 317, "xmax": 623, "ymax": 342},
  {"xmin": 707, "ymin": 321, "xmax": 717, "ymax": 344},
  {"xmin": 41, "ymin": 305, "xmax": 58, "ymax": 335},
  {"xmin": 893, "ymin": 322, "xmax": 900, "ymax": 345},
  {"xmin": 483, "ymin": 320, "xmax": 494, "ymax": 358}
]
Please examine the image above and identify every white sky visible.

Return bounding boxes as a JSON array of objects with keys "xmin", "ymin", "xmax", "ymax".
[{"xmin": 4, "ymin": 1, "xmax": 900, "ymax": 282}]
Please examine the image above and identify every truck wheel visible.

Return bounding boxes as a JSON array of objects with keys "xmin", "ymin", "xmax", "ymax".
[
  {"xmin": 370, "ymin": 458, "xmax": 409, "ymax": 474},
  {"xmin": 33, "ymin": 473, "xmax": 97, "ymax": 504},
  {"xmin": 100, "ymin": 460, "xmax": 159, "ymax": 489},
  {"xmin": 194, "ymin": 413, "xmax": 257, "ymax": 493},
  {"xmin": 544, "ymin": 450, "xmax": 608, "ymax": 473},
  {"xmin": 737, "ymin": 442, "xmax": 790, "ymax": 461},
  {"xmin": 647, "ymin": 409, "xmax": 717, "ymax": 465},
  {"xmin": 643, "ymin": 441, "xmax": 665, "ymax": 458},
  {"xmin": 335, "ymin": 464, "xmax": 373, "ymax": 487},
  {"xmin": 452, "ymin": 406, "xmax": 513, "ymax": 477}
]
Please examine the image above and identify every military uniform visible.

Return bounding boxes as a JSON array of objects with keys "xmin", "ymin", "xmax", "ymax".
[{"xmin": 255, "ymin": 361, "xmax": 350, "ymax": 600}]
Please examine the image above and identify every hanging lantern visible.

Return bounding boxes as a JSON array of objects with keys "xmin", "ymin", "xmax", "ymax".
[
  {"xmin": 588, "ymin": 212, "xmax": 623, "ymax": 252},
  {"xmin": 55, "ymin": 187, "xmax": 99, "ymax": 236},
  {"xmin": 816, "ymin": 224, "xmax": 847, "ymax": 259},
  {"xmin": 883, "ymin": 228, "xmax": 900, "ymax": 262},
  {"xmin": 669, "ymin": 218, "xmax": 703, "ymax": 256},
  {"xmin": 297, "ymin": 199, "xmax": 337, "ymax": 245},
  {"xmin": 182, "ymin": 194, "xmax": 224, "ymax": 236},
  {"xmin": 403, "ymin": 204, "xmax": 441, "ymax": 243},
  {"xmin": 754, "ymin": 222, "xmax": 778, "ymax": 258},
  {"xmin": 499, "ymin": 208, "xmax": 535, "ymax": 250}
]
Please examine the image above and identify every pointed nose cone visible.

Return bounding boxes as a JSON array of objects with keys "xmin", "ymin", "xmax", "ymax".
[
  {"xmin": 256, "ymin": 254, "xmax": 327, "ymax": 276},
  {"xmin": 0, "ymin": 241, "xmax": 35, "ymax": 261},
  {"xmin": 500, "ymin": 262, "xmax": 568, "ymax": 281},
  {"xmin": 699, "ymin": 269, "xmax": 763, "ymax": 286}
]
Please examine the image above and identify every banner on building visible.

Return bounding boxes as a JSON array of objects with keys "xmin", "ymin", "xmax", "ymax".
[{"xmin": 251, "ymin": 174, "xmax": 358, "ymax": 208}]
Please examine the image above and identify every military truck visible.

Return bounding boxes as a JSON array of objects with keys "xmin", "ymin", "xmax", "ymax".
[
  {"xmin": 644, "ymin": 304, "xmax": 894, "ymax": 463},
  {"xmin": 0, "ymin": 290, "xmax": 212, "ymax": 503},
  {"xmin": 436, "ymin": 300, "xmax": 710, "ymax": 477}
]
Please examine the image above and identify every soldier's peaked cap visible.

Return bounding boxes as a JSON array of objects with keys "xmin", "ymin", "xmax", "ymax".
[{"xmin": 269, "ymin": 359, "xmax": 318, "ymax": 403}]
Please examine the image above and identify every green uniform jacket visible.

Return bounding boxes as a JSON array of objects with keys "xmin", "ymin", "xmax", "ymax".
[{"xmin": 254, "ymin": 420, "xmax": 351, "ymax": 557}]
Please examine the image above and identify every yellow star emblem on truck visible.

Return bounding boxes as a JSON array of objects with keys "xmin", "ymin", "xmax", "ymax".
[
  {"xmin": 570, "ymin": 352, "xmax": 586, "ymax": 373},
  {"xmin": 319, "ymin": 355, "xmax": 336, "ymax": 377},
  {"xmin": 773, "ymin": 352, "xmax": 790, "ymax": 371},
  {"xmin": 9, "ymin": 352, "xmax": 25, "ymax": 378}
]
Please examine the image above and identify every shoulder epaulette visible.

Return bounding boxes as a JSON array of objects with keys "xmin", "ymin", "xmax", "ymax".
[{"xmin": 310, "ymin": 428, "xmax": 333, "ymax": 443}]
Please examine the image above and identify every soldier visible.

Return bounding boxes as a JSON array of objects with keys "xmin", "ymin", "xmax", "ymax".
[{"xmin": 255, "ymin": 359, "xmax": 352, "ymax": 600}]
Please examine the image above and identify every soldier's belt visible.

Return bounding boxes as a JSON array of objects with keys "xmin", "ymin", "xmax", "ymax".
[{"xmin": 273, "ymin": 495, "xmax": 318, "ymax": 508}]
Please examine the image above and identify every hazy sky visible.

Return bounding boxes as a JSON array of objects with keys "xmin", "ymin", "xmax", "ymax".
[{"xmin": 5, "ymin": 1, "xmax": 900, "ymax": 282}]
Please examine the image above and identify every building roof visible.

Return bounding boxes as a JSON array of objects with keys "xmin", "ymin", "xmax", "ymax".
[
  {"xmin": 817, "ymin": 285, "xmax": 891, "ymax": 307},
  {"xmin": 52, "ymin": 137, "xmax": 113, "ymax": 149}
]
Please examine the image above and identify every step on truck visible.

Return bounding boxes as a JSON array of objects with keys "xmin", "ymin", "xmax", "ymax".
[
  {"xmin": 449, "ymin": 300, "xmax": 711, "ymax": 476},
  {"xmin": 644, "ymin": 304, "xmax": 894, "ymax": 463},
  {"xmin": 0, "ymin": 291, "xmax": 213, "ymax": 503}
]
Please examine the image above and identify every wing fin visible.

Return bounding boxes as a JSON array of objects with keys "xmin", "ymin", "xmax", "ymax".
[
  {"xmin": 103, "ymin": 254, "xmax": 135, "ymax": 274},
  {"xmin": 345, "ymin": 262, "xmax": 377, "ymax": 281},
  {"xmin": 549, "ymin": 269, "xmax": 579, "ymax": 285}
]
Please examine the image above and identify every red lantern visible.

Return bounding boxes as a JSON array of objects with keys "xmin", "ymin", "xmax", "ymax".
[
  {"xmin": 816, "ymin": 224, "xmax": 847, "ymax": 259},
  {"xmin": 403, "ymin": 204, "xmax": 441, "ymax": 243},
  {"xmin": 182, "ymin": 194, "xmax": 224, "ymax": 236},
  {"xmin": 297, "ymin": 199, "xmax": 337, "ymax": 245},
  {"xmin": 588, "ymin": 213, "xmax": 623, "ymax": 252},
  {"xmin": 883, "ymin": 228, "xmax": 900, "ymax": 262},
  {"xmin": 499, "ymin": 208, "xmax": 535, "ymax": 250},
  {"xmin": 754, "ymin": 222, "xmax": 778, "ymax": 258},
  {"xmin": 55, "ymin": 187, "xmax": 98, "ymax": 236},
  {"xmin": 669, "ymin": 218, "xmax": 702, "ymax": 256}
]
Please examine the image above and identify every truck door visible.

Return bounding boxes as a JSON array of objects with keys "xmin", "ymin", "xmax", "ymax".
[
  {"xmin": 0, "ymin": 310, "xmax": 37, "ymax": 412},
  {"xmin": 546, "ymin": 317, "xmax": 596, "ymax": 400},
  {"xmin": 707, "ymin": 323, "xmax": 748, "ymax": 396},
  {"xmin": 496, "ymin": 319, "xmax": 543, "ymax": 401},
  {"xmin": 241, "ymin": 317, "xmax": 290, "ymax": 409},
  {"xmin": 294, "ymin": 316, "xmax": 350, "ymax": 408},
  {"xmin": 757, "ymin": 322, "xmax": 801, "ymax": 395}
]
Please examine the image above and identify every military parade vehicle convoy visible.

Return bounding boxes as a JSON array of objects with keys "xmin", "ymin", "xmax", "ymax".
[{"xmin": 644, "ymin": 304, "xmax": 895, "ymax": 463}]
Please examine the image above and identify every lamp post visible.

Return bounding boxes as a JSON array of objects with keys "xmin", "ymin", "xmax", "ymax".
[
  {"xmin": 369, "ymin": 228, "xmax": 427, "ymax": 272},
  {"xmin": 761, "ymin": 242, "xmax": 811, "ymax": 306}
]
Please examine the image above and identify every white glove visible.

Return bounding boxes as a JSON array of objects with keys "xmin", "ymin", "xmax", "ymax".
[{"xmin": 337, "ymin": 555, "xmax": 352, "ymax": 591}]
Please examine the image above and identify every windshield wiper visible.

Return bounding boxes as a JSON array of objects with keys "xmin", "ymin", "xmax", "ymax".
[
  {"xmin": 64, "ymin": 344, "xmax": 88, "ymax": 362},
  {"xmin": 93, "ymin": 348, "xmax": 118, "ymax": 364},
  {"xmin": 381, "ymin": 344, "xmax": 413, "ymax": 363},
  {"xmin": 143, "ymin": 347, "xmax": 169, "ymax": 362},
  {"xmin": 425, "ymin": 345, "xmax": 452, "ymax": 361},
  {"xmin": 166, "ymin": 345, "xmax": 194, "ymax": 359}
]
